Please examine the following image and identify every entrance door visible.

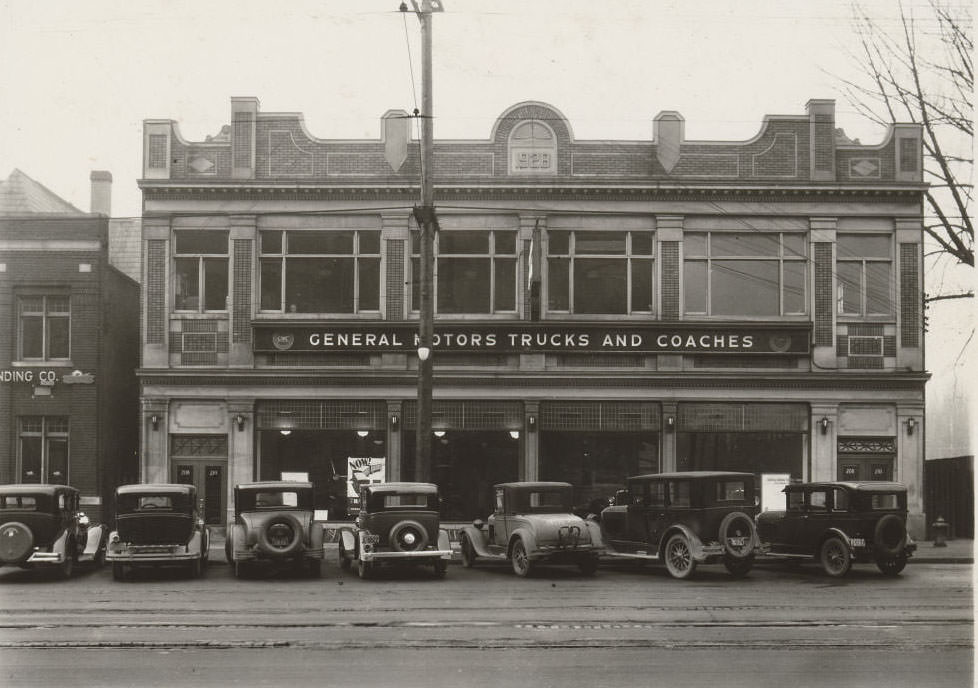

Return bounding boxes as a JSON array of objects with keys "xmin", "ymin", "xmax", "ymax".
[
  {"xmin": 174, "ymin": 461, "xmax": 226, "ymax": 525},
  {"xmin": 838, "ymin": 456, "xmax": 894, "ymax": 481}
]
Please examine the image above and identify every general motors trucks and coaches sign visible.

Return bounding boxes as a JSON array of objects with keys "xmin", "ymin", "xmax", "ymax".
[{"xmin": 253, "ymin": 322, "xmax": 810, "ymax": 355}]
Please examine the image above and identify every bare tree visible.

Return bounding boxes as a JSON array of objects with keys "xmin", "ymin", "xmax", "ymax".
[{"xmin": 839, "ymin": 1, "xmax": 973, "ymax": 301}]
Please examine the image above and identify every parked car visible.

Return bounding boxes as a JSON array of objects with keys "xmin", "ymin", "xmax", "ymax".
[
  {"xmin": 458, "ymin": 481, "xmax": 604, "ymax": 577},
  {"xmin": 0, "ymin": 484, "xmax": 106, "ymax": 579},
  {"xmin": 225, "ymin": 481, "xmax": 324, "ymax": 578},
  {"xmin": 756, "ymin": 481, "xmax": 917, "ymax": 577},
  {"xmin": 107, "ymin": 483, "xmax": 209, "ymax": 580},
  {"xmin": 338, "ymin": 482, "xmax": 452, "ymax": 579},
  {"xmin": 598, "ymin": 471, "xmax": 760, "ymax": 580}
]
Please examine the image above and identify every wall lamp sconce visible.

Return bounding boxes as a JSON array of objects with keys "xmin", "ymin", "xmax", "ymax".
[
  {"xmin": 527, "ymin": 414, "xmax": 536, "ymax": 432},
  {"xmin": 390, "ymin": 414, "xmax": 399, "ymax": 430},
  {"xmin": 234, "ymin": 414, "xmax": 246, "ymax": 431},
  {"xmin": 433, "ymin": 430, "xmax": 446, "ymax": 438},
  {"xmin": 509, "ymin": 430, "xmax": 520, "ymax": 440},
  {"xmin": 356, "ymin": 430, "xmax": 370, "ymax": 438},
  {"xmin": 905, "ymin": 418, "xmax": 916, "ymax": 436},
  {"xmin": 150, "ymin": 415, "xmax": 160, "ymax": 431},
  {"xmin": 819, "ymin": 417, "xmax": 830, "ymax": 435},
  {"xmin": 417, "ymin": 346, "xmax": 431, "ymax": 362},
  {"xmin": 665, "ymin": 415, "xmax": 675, "ymax": 432}
]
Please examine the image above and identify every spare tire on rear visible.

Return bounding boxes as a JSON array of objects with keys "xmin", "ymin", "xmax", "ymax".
[
  {"xmin": 719, "ymin": 511, "xmax": 756, "ymax": 560},
  {"xmin": 257, "ymin": 514, "xmax": 303, "ymax": 556},
  {"xmin": 873, "ymin": 514, "xmax": 907, "ymax": 557},
  {"xmin": 0, "ymin": 522, "xmax": 34, "ymax": 564},
  {"xmin": 389, "ymin": 520, "xmax": 428, "ymax": 552}
]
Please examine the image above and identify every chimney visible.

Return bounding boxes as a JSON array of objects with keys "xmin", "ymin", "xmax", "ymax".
[{"xmin": 90, "ymin": 170, "xmax": 112, "ymax": 216}]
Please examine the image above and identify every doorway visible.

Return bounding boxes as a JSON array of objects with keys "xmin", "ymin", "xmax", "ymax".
[{"xmin": 173, "ymin": 461, "xmax": 226, "ymax": 525}]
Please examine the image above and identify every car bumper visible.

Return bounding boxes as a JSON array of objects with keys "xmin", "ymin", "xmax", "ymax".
[
  {"xmin": 529, "ymin": 545, "xmax": 603, "ymax": 561},
  {"xmin": 232, "ymin": 547, "xmax": 325, "ymax": 562},
  {"xmin": 107, "ymin": 546, "xmax": 201, "ymax": 562},
  {"xmin": 361, "ymin": 548, "xmax": 453, "ymax": 563},
  {"xmin": 26, "ymin": 551, "xmax": 65, "ymax": 564}
]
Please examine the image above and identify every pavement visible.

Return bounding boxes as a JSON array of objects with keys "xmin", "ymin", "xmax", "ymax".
[{"xmin": 207, "ymin": 530, "xmax": 973, "ymax": 566}]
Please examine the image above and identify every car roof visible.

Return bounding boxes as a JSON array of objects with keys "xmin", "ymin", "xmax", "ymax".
[
  {"xmin": 116, "ymin": 483, "xmax": 196, "ymax": 495},
  {"xmin": 0, "ymin": 484, "xmax": 76, "ymax": 495},
  {"xmin": 628, "ymin": 471, "xmax": 755, "ymax": 481},
  {"xmin": 495, "ymin": 481, "xmax": 573, "ymax": 490},
  {"xmin": 235, "ymin": 481, "xmax": 313, "ymax": 491},
  {"xmin": 785, "ymin": 481, "xmax": 907, "ymax": 492},
  {"xmin": 365, "ymin": 482, "xmax": 438, "ymax": 494}
]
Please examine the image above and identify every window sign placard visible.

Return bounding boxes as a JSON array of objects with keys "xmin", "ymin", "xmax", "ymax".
[
  {"xmin": 280, "ymin": 472, "xmax": 308, "ymax": 482},
  {"xmin": 347, "ymin": 457, "xmax": 385, "ymax": 509},
  {"xmin": 761, "ymin": 473, "xmax": 791, "ymax": 512}
]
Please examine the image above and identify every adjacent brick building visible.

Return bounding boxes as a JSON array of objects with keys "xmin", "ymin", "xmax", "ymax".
[
  {"xmin": 138, "ymin": 98, "xmax": 928, "ymax": 535},
  {"xmin": 0, "ymin": 169, "xmax": 140, "ymax": 521}
]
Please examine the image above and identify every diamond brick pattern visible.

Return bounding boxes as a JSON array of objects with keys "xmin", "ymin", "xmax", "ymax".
[
  {"xmin": 233, "ymin": 240, "xmax": 252, "ymax": 343},
  {"xmin": 146, "ymin": 240, "xmax": 166, "ymax": 344},
  {"xmin": 814, "ymin": 243, "xmax": 833, "ymax": 346},
  {"xmin": 900, "ymin": 243, "xmax": 920, "ymax": 347},
  {"xmin": 661, "ymin": 242, "xmax": 679, "ymax": 320}
]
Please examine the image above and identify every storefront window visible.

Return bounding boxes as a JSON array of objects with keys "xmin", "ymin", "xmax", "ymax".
[
  {"xmin": 676, "ymin": 432, "xmax": 802, "ymax": 479},
  {"xmin": 174, "ymin": 230, "xmax": 229, "ymax": 312},
  {"xmin": 836, "ymin": 234, "xmax": 893, "ymax": 317},
  {"xmin": 683, "ymin": 232, "xmax": 807, "ymax": 317}
]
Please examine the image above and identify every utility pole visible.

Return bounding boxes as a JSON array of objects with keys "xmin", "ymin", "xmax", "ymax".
[{"xmin": 404, "ymin": 0, "xmax": 442, "ymax": 483}]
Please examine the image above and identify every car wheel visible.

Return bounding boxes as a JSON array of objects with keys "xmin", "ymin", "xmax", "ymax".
[
  {"xmin": 433, "ymin": 559, "xmax": 447, "ymax": 579},
  {"xmin": 257, "ymin": 515, "xmax": 303, "ymax": 557},
  {"xmin": 0, "ymin": 522, "xmax": 33, "ymax": 564},
  {"xmin": 719, "ymin": 511, "xmax": 757, "ymax": 560},
  {"xmin": 357, "ymin": 559, "xmax": 373, "ymax": 580},
  {"xmin": 389, "ymin": 520, "xmax": 429, "ymax": 553},
  {"xmin": 57, "ymin": 546, "xmax": 75, "ymax": 580},
  {"xmin": 308, "ymin": 558, "xmax": 323, "ymax": 578},
  {"xmin": 876, "ymin": 555, "xmax": 908, "ymax": 576},
  {"xmin": 663, "ymin": 533, "xmax": 697, "ymax": 580},
  {"xmin": 578, "ymin": 556, "xmax": 599, "ymax": 576},
  {"xmin": 338, "ymin": 540, "xmax": 351, "ymax": 570},
  {"xmin": 459, "ymin": 534, "xmax": 476, "ymax": 568},
  {"xmin": 511, "ymin": 538, "xmax": 532, "ymax": 577},
  {"xmin": 112, "ymin": 563, "xmax": 126, "ymax": 581},
  {"xmin": 873, "ymin": 514, "xmax": 908, "ymax": 558},
  {"xmin": 723, "ymin": 554, "xmax": 754, "ymax": 578},
  {"xmin": 189, "ymin": 558, "xmax": 202, "ymax": 579},
  {"xmin": 94, "ymin": 547, "xmax": 106, "ymax": 568},
  {"xmin": 233, "ymin": 560, "xmax": 249, "ymax": 579},
  {"xmin": 819, "ymin": 536, "xmax": 852, "ymax": 577}
]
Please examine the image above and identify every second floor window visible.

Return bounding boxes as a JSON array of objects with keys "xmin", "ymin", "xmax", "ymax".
[
  {"xmin": 260, "ymin": 230, "xmax": 380, "ymax": 313},
  {"xmin": 18, "ymin": 295, "xmax": 70, "ymax": 361},
  {"xmin": 683, "ymin": 232, "xmax": 807, "ymax": 317},
  {"xmin": 174, "ymin": 230, "xmax": 229, "ymax": 312},
  {"xmin": 836, "ymin": 234, "xmax": 892, "ymax": 317},
  {"xmin": 547, "ymin": 230, "xmax": 654, "ymax": 315}
]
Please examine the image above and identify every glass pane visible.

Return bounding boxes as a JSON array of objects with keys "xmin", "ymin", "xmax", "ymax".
[
  {"xmin": 575, "ymin": 258, "xmax": 627, "ymax": 314},
  {"xmin": 838, "ymin": 234, "xmax": 890, "ymax": 259},
  {"xmin": 548, "ymin": 258, "xmax": 569, "ymax": 310},
  {"xmin": 494, "ymin": 258, "xmax": 516, "ymax": 311},
  {"xmin": 48, "ymin": 438, "xmax": 68, "ymax": 483},
  {"xmin": 47, "ymin": 316, "xmax": 70, "ymax": 358},
  {"xmin": 288, "ymin": 231, "xmax": 353, "ymax": 254},
  {"xmin": 175, "ymin": 231, "xmax": 228, "ymax": 255},
  {"xmin": 683, "ymin": 261, "xmax": 707, "ymax": 313},
  {"xmin": 21, "ymin": 417, "xmax": 43, "ymax": 433},
  {"xmin": 21, "ymin": 315, "xmax": 43, "ymax": 358},
  {"xmin": 711, "ymin": 260, "xmax": 779, "ymax": 315},
  {"xmin": 203, "ymin": 258, "xmax": 228, "ymax": 311},
  {"xmin": 19, "ymin": 296, "xmax": 44, "ymax": 315},
  {"xmin": 783, "ymin": 261, "xmax": 807, "ymax": 314},
  {"xmin": 411, "ymin": 231, "xmax": 420, "ymax": 256},
  {"xmin": 632, "ymin": 233, "xmax": 654, "ymax": 256},
  {"xmin": 411, "ymin": 257, "xmax": 420, "ymax": 310},
  {"xmin": 437, "ymin": 258, "xmax": 490, "ymax": 313},
  {"xmin": 494, "ymin": 231, "xmax": 516, "ymax": 254},
  {"xmin": 21, "ymin": 436, "xmax": 42, "ymax": 482},
  {"xmin": 260, "ymin": 260, "xmax": 282, "ymax": 311},
  {"xmin": 285, "ymin": 258, "xmax": 354, "ymax": 312},
  {"xmin": 47, "ymin": 417, "xmax": 69, "ymax": 433},
  {"xmin": 684, "ymin": 233, "xmax": 707, "ymax": 257},
  {"xmin": 439, "ymin": 231, "xmax": 488, "ymax": 254},
  {"xmin": 548, "ymin": 231, "xmax": 569, "ymax": 255},
  {"xmin": 865, "ymin": 262, "xmax": 892, "ymax": 314},
  {"xmin": 358, "ymin": 258, "xmax": 380, "ymax": 311},
  {"xmin": 260, "ymin": 231, "xmax": 282, "ymax": 254},
  {"xmin": 47, "ymin": 296, "xmax": 70, "ymax": 313},
  {"xmin": 630, "ymin": 258, "xmax": 653, "ymax": 312},
  {"xmin": 174, "ymin": 257, "xmax": 199, "ymax": 310},
  {"xmin": 359, "ymin": 231, "xmax": 380, "ymax": 255},
  {"xmin": 783, "ymin": 234, "xmax": 806, "ymax": 258},
  {"xmin": 836, "ymin": 262, "xmax": 862, "ymax": 314},
  {"xmin": 576, "ymin": 231, "xmax": 626, "ymax": 255},
  {"xmin": 711, "ymin": 233, "xmax": 779, "ymax": 257}
]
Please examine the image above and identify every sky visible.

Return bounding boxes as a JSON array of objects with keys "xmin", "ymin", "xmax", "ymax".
[{"xmin": 0, "ymin": 0, "xmax": 972, "ymax": 455}]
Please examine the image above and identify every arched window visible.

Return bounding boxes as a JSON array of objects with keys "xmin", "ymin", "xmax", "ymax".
[{"xmin": 509, "ymin": 121, "xmax": 556, "ymax": 174}]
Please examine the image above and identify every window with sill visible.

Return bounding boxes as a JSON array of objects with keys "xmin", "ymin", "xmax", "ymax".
[
  {"xmin": 836, "ymin": 234, "xmax": 893, "ymax": 317},
  {"xmin": 547, "ymin": 230, "xmax": 654, "ymax": 315},
  {"xmin": 174, "ymin": 230, "xmax": 229, "ymax": 312},
  {"xmin": 19, "ymin": 416, "xmax": 69, "ymax": 484},
  {"xmin": 17, "ymin": 295, "xmax": 70, "ymax": 361},
  {"xmin": 683, "ymin": 232, "xmax": 807, "ymax": 317},
  {"xmin": 260, "ymin": 230, "xmax": 380, "ymax": 313}
]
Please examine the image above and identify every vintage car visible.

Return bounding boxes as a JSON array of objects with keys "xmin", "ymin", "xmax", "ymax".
[
  {"xmin": 225, "ymin": 481, "xmax": 324, "ymax": 578},
  {"xmin": 598, "ymin": 471, "xmax": 760, "ymax": 580},
  {"xmin": 107, "ymin": 483, "xmax": 209, "ymax": 580},
  {"xmin": 0, "ymin": 484, "xmax": 106, "ymax": 578},
  {"xmin": 458, "ymin": 481, "xmax": 603, "ymax": 577},
  {"xmin": 338, "ymin": 482, "xmax": 452, "ymax": 579},
  {"xmin": 756, "ymin": 481, "xmax": 917, "ymax": 577}
]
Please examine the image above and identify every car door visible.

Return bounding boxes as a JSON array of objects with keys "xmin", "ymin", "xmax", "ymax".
[
  {"xmin": 772, "ymin": 488, "xmax": 807, "ymax": 553},
  {"xmin": 800, "ymin": 488, "xmax": 833, "ymax": 553},
  {"xmin": 489, "ymin": 487, "xmax": 507, "ymax": 548},
  {"xmin": 642, "ymin": 480, "xmax": 669, "ymax": 552}
]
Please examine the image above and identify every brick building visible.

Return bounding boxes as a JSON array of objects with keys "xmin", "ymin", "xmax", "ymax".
[
  {"xmin": 138, "ymin": 98, "xmax": 928, "ymax": 535},
  {"xmin": 0, "ymin": 170, "xmax": 140, "ymax": 521}
]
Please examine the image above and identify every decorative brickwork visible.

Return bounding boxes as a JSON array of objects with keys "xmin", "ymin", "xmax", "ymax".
[
  {"xmin": 146, "ymin": 240, "xmax": 166, "ymax": 344},
  {"xmin": 813, "ymin": 243, "xmax": 833, "ymax": 346},
  {"xmin": 148, "ymin": 135, "xmax": 168, "ymax": 169},
  {"xmin": 232, "ymin": 111, "xmax": 253, "ymax": 170},
  {"xmin": 660, "ymin": 242, "xmax": 679, "ymax": 320},
  {"xmin": 385, "ymin": 239, "xmax": 404, "ymax": 320},
  {"xmin": 900, "ymin": 138, "xmax": 919, "ymax": 172},
  {"xmin": 233, "ymin": 240, "xmax": 252, "ymax": 343},
  {"xmin": 900, "ymin": 243, "xmax": 920, "ymax": 347}
]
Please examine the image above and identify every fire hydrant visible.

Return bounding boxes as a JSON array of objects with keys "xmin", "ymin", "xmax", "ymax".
[{"xmin": 931, "ymin": 517, "xmax": 950, "ymax": 547}]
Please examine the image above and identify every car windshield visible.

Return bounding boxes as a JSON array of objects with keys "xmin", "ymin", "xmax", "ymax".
[
  {"xmin": 0, "ymin": 495, "xmax": 38, "ymax": 510},
  {"xmin": 384, "ymin": 494, "xmax": 432, "ymax": 508}
]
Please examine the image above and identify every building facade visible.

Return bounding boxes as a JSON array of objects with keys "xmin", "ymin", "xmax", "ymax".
[
  {"xmin": 0, "ymin": 170, "xmax": 140, "ymax": 522},
  {"xmin": 138, "ymin": 98, "xmax": 928, "ymax": 535}
]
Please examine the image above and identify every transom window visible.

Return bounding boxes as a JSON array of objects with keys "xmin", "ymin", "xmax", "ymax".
[
  {"xmin": 17, "ymin": 295, "xmax": 70, "ymax": 361},
  {"xmin": 174, "ymin": 230, "xmax": 229, "ymax": 312},
  {"xmin": 547, "ymin": 230, "xmax": 654, "ymax": 315},
  {"xmin": 683, "ymin": 232, "xmax": 807, "ymax": 317},
  {"xmin": 19, "ymin": 416, "xmax": 69, "ymax": 484},
  {"xmin": 509, "ymin": 121, "xmax": 557, "ymax": 174},
  {"xmin": 836, "ymin": 234, "xmax": 893, "ymax": 317},
  {"xmin": 260, "ymin": 230, "xmax": 380, "ymax": 314},
  {"xmin": 411, "ymin": 229, "xmax": 517, "ymax": 314}
]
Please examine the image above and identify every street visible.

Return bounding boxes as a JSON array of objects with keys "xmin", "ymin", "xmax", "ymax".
[{"xmin": 0, "ymin": 556, "xmax": 971, "ymax": 688}]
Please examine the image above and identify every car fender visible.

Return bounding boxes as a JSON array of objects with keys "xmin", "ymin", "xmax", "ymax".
[
  {"xmin": 817, "ymin": 527, "xmax": 856, "ymax": 557},
  {"xmin": 310, "ymin": 521, "xmax": 325, "ymax": 551},
  {"xmin": 52, "ymin": 528, "xmax": 70, "ymax": 557},
  {"xmin": 582, "ymin": 519, "xmax": 604, "ymax": 548},
  {"xmin": 508, "ymin": 527, "xmax": 538, "ymax": 557},
  {"xmin": 82, "ymin": 524, "xmax": 106, "ymax": 556},
  {"xmin": 339, "ymin": 528, "xmax": 357, "ymax": 557},
  {"xmin": 660, "ymin": 524, "xmax": 707, "ymax": 559},
  {"xmin": 185, "ymin": 530, "xmax": 203, "ymax": 556},
  {"xmin": 459, "ymin": 524, "xmax": 491, "ymax": 557},
  {"xmin": 228, "ymin": 524, "xmax": 247, "ymax": 561},
  {"xmin": 437, "ymin": 528, "xmax": 450, "ymax": 553}
]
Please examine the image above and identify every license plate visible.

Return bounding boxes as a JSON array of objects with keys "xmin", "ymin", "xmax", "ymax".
[
  {"xmin": 850, "ymin": 538, "xmax": 866, "ymax": 548},
  {"xmin": 727, "ymin": 537, "xmax": 747, "ymax": 547},
  {"xmin": 362, "ymin": 534, "xmax": 380, "ymax": 545}
]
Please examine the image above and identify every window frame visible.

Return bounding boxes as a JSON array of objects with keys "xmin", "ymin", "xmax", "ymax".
[
  {"xmin": 835, "ymin": 233, "xmax": 894, "ymax": 319},
  {"xmin": 16, "ymin": 293, "xmax": 71, "ymax": 362},
  {"xmin": 18, "ymin": 416, "xmax": 70, "ymax": 484},
  {"xmin": 173, "ymin": 230, "xmax": 230, "ymax": 313}
]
